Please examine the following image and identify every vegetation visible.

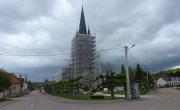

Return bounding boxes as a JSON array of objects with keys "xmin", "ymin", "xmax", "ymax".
[
  {"xmin": 98, "ymin": 70, "xmax": 121, "ymax": 99},
  {"xmin": 44, "ymin": 63, "xmax": 153, "ymax": 100},
  {"xmin": 118, "ymin": 64, "xmax": 151, "ymax": 95},
  {"xmin": 0, "ymin": 98, "xmax": 11, "ymax": 102},
  {"xmin": 0, "ymin": 69, "xmax": 11, "ymax": 92},
  {"xmin": 155, "ymin": 68, "xmax": 180, "ymax": 78},
  {"xmin": 28, "ymin": 82, "xmax": 43, "ymax": 91},
  {"xmin": 53, "ymin": 93, "xmax": 123, "ymax": 100},
  {"xmin": 135, "ymin": 64, "xmax": 151, "ymax": 94}
]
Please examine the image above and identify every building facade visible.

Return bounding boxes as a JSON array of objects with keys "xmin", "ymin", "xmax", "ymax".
[
  {"xmin": 156, "ymin": 77, "xmax": 180, "ymax": 87},
  {"xmin": 9, "ymin": 74, "xmax": 22, "ymax": 94}
]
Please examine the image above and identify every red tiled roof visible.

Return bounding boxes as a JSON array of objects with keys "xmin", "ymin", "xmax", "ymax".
[{"xmin": 9, "ymin": 74, "xmax": 21, "ymax": 84}]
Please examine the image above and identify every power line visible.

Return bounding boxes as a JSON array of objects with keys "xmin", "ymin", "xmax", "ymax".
[
  {"xmin": 0, "ymin": 53, "xmax": 70, "ymax": 57},
  {"xmin": 129, "ymin": 50, "xmax": 150, "ymax": 72},
  {"xmin": 0, "ymin": 46, "xmax": 124, "ymax": 57}
]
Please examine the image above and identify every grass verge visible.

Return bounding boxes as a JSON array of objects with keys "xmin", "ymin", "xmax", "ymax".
[
  {"xmin": 53, "ymin": 94, "xmax": 124, "ymax": 100},
  {"xmin": 0, "ymin": 98, "xmax": 11, "ymax": 102}
]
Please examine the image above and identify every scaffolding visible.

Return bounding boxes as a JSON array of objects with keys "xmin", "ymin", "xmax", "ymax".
[
  {"xmin": 71, "ymin": 33, "xmax": 96, "ymax": 79},
  {"xmin": 61, "ymin": 6, "xmax": 96, "ymax": 81}
]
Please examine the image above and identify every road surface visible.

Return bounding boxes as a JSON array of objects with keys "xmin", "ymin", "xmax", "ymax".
[{"xmin": 0, "ymin": 88, "xmax": 180, "ymax": 110}]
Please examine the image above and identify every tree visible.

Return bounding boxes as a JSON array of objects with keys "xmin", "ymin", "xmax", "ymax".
[
  {"xmin": 119, "ymin": 64, "xmax": 126, "ymax": 96},
  {"xmin": 135, "ymin": 64, "xmax": 143, "ymax": 81},
  {"xmin": 176, "ymin": 70, "xmax": 180, "ymax": 77},
  {"xmin": 70, "ymin": 76, "xmax": 82, "ymax": 94},
  {"xmin": 99, "ymin": 70, "xmax": 120, "ymax": 99},
  {"xmin": 129, "ymin": 67, "xmax": 136, "ymax": 83},
  {"xmin": 135, "ymin": 64, "xmax": 144, "ymax": 89},
  {"xmin": 121, "ymin": 64, "xmax": 125, "ymax": 74},
  {"xmin": 0, "ymin": 69, "xmax": 11, "ymax": 92}
]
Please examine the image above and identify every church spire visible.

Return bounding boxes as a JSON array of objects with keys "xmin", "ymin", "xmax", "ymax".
[{"xmin": 79, "ymin": 6, "xmax": 87, "ymax": 34}]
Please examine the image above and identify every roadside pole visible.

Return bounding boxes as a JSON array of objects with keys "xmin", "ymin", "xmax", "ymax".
[{"xmin": 124, "ymin": 46, "xmax": 131, "ymax": 100}]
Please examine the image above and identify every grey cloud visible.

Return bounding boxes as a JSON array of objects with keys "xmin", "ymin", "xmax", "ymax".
[
  {"xmin": 0, "ymin": 0, "xmax": 180, "ymax": 81},
  {"xmin": 0, "ymin": 0, "xmax": 56, "ymax": 33}
]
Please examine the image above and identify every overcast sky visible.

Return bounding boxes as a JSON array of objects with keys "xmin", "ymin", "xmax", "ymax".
[{"xmin": 0, "ymin": 0, "xmax": 180, "ymax": 82}]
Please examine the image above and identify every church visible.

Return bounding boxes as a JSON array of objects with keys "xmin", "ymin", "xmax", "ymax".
[{"xmin": 62, "ymin": 6, "xmax": 96, "ymax": 80}]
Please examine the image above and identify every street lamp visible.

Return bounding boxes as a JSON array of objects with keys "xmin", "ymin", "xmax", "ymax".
[{"xmin": 124, "ymin": 44, "xmax": 135, "ymax": 100}]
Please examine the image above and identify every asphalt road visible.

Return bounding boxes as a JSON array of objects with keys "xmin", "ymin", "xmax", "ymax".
[{"xmin": 0, "ymin": 88, "xmax": 180, "ymax": 110}]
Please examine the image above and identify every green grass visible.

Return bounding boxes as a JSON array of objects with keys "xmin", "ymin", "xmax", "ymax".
[
  {"xmin": 57, "ymin": 94, "xmax": 91, "ymax": 100},
  {"xmin": 140, "ymin": 89, "xmax": 149, "ymax": 95},
  {"xmin": 53, "ymin": 93, "xmax": 124, "ymax": 100},
  {"xmin": 0, "ymin": 98, "xmax": 11, "ymax": 102},
  {"xmin": 115, "ymin": 91, "xmax": 125, "ymax": 95},
  {"xmin": 104, "ymin": 96, "xmax": 124, "ymax": 100}
]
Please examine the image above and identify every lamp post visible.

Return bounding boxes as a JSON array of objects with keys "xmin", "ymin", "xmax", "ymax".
[{"xmin": 124, "ymin": 44, "xmax": 135, "ymax": 100}]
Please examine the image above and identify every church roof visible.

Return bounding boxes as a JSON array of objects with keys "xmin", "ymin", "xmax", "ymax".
[{"xmin": 79, "ymin": 6, "xmax": 87, "ymax": 34}]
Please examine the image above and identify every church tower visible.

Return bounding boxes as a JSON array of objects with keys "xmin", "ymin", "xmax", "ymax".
[{"xmin": 71, "ymin": 6, "xmax": 96, "ymax": 79}]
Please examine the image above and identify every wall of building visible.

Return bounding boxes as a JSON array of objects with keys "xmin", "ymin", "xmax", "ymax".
[
  {"xmin": 157, "ymin": 77, "xmax": 180, "ymax": 87},
  {"xmin": 9, "ymin": 84, "xmax": 21, "ymax": 94},
  {"xmin": 157, "ymin": 78, "xmax": 168, "ymax": 87}
]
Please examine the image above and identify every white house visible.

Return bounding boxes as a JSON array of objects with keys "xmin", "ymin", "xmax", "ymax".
[
  {"xmin": 9, "ymin": 74, "xmax": 22, "ymax": 94},
  {"xmin": 156, "ymin": 77, "xmax": 180, "ymax": 87}
]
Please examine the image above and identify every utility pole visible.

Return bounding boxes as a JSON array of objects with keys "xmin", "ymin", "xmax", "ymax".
[
  {"xmin": 153, "ymin": 73, "xmax": 156, "ymax": 89},
  {"xmin": 124, "ymin": 46, "xmax": 131, "ymax": 100},
  {"xmin": 124, "ymin": 44, "xmax": 135, "ymax": 100}
]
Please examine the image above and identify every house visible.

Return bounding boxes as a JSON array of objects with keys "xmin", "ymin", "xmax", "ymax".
[
  {"xmin": 9, "ymin": 74, "xmax": 22, "ymax": 94},
  {"xmin": 18, "ymin": 77, "xmax": 28, "ymax": 93},
  {"xmin": 156, "ymin": 77, "xmax": 180, "ymax": 87}
]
